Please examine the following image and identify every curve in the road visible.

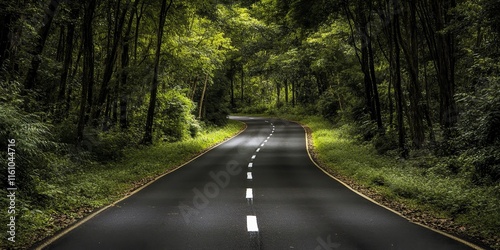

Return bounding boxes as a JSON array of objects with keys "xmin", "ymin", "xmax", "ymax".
[{"xmin": 37, "ymin": 116, "xmax": 483, "ymax": 250}]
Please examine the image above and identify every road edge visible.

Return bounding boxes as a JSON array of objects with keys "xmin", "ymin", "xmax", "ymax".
[
  {"xmin": 34, "ymin": 121, "xmax": 248, "ymax": 250},
  {"xmin": 284, "ymin": 118, "xmax": 484, "ymax": 250}
]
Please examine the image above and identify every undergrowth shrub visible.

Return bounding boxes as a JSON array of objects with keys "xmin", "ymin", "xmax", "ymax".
[
  {"xmin": 158, "ymin": 90, "xmax": 200, "ymax": 141},
  {"xmin": 372, "ymin": 129, "xmax": 398, "ymax": 155},
  {"xmin": 203, "ymin": 78, "xmax": 230, "ymax": 126},
  {"xmin": 0, "ymin": 102, "xmax": 55, "ymax": 195},
  {"xmin": 239, "ymin": 103, "xmax": 270, "ymax": 114},
  {"xmin": 94, "ymin": 128, "xmax": 141, "ymax": 161},
  {"xmin": 456, "ymin": 78, "xmax": 500, "ymax": 184},
  {"xmin": 132, "ymin": 89, "xmax": 200, "ymax": 142},
  {"xmin": 317, "ymin": 88, "xmax": 340, "ymax": 121}
]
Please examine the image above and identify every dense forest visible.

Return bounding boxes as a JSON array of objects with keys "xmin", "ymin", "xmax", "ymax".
[{"xmin": 1, "ymin": 0, "xmax": 499, "ymax": 248}]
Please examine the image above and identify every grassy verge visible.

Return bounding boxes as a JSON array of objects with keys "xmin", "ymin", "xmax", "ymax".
[
  {"xmin": 6, "ymin": 120, "xmax": 244, "ymax": 249},
  {"xmin": 274, "ymin": 114, "xmax": 499, "ymax": 249}
]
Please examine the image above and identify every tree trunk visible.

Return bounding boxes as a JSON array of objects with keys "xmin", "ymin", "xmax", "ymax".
[
  {"xmin": 276, "ymin": 81, "xmax": 281, "ymax": 107},
  {"xmin": 0, "ymin": 1, "xmax": 18, "ymax": 70},
  {"xmin": 198, "ymin": 73, "xmax": 209, "ymax": 119},
  {"xmin": 240, "ymin": 66, "xmax": 244, "ymax": 104},
  {"xmin": 393, "ymin": 0, "xmax": 408, "ymax": 158},
  {"xmin": 134, "ymin": 1, "xmax": 146, "ymax": 63},
  {"xmin": 436, "ymin": 0, "xmax": 457, "ymax": 138},
  {"xmin": 93, "ymin": 0, "xmax": 130, "ymax": 125},
  {"xmin": 119, "ymin": 0, "xmax": 140, "ymax": 130},
  {"xmin": 77, "ymin": 0, "xmax": 97, "ymax": 144},
  {"xmin": 351, "ymin": 1, "xmax": 375, "ymax": 121},
  {"xmin": 365, "ymin": 1, "xmax": 383, "ymax": 130},
  {"xmin": 57, "ymin": 5, "xmax": 79, "ymax": 120},
  {"xmin": 420, "ymin": 0, "xmax": 457, "ymax": 139},
  {"xmin": 56, "ymin": 25, "xmax": 65, "ymax": 62},
  {"xmin": 190, "ymin": 76, "xmax": 198, "ymax": 101},
  {"xmin": 24, "ymin": 0, "xmax": 62, "ymax": 91},
  {"xmin": 142, "ymin": 0, "xmax": 173, "ymax": 144},
  {"xmin": 368, "ymin": 31, "xmax": 383, "ymax": 130},
  {"xmin": 423, "ymin": 63, "xmax": 435, "ymax": 143},
  {"xmin": 230, "ymin": 73, "xmax": 235, "ymax": 108},
  {"xmin": 399, "ymin": 0, "xmax": 425, "ymax": 148},
  {"xmin": 284, "ymin": 78, "xmax": 289, "ymax": 104}
]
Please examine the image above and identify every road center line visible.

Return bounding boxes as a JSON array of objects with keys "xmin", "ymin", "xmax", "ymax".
[
  {"xmin": 247, "ymin": 215, "xmax": 259, "ymax": 232},
  {"xmin": 248, "ymin": 163, "xmax": 253, "ymax": 168},
  {"xmin": 264, "ymin": 140, "xmax": 268, "ymax": 143},
  {"xmin": 246, "ymin": 188, "xmax": 253, "ymax": 199},
  {"xmin": 261, "ymin": 143, "xmax": 265, "ymax": 147},
  {"xmin": 256, "ymin": 148, "xmax": 260, "ymax": 152},
  {"xmin": 247, "ymin": 172, "xmax": 253, "ymax": 180},
  {"xmin": 251, "ymin": 155, "xmax": 256, "ymax": 160}
]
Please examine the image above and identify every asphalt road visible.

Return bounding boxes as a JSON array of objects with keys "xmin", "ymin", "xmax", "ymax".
[{"xmin": 41, "ymin": 116, "xmax": 477, "ymax": 250}]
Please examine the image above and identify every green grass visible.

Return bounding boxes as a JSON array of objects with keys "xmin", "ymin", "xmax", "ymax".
[
  {"xmin": 2, "ymin": 120, "xmax": 244, "ymax": 249},
  {"xmin": 274, "ymin": 114, "xmax": 500, "ymax": 249}
]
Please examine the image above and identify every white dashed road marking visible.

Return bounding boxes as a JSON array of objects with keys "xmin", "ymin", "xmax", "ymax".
[
  {"xmin": 246, "ymin": 188, "xmax": 253, "ymax": 199},
  {"xmin": 248, "ymin": 163, "xmax": 253, "ymax": 168},
  {"xmin": 247, "ymin": 216, "xmax": 259, "ymax": 232},
  {"xmin": 251, "ymin": 155, "xmax": 256, "ymax": 160},
  {"xmin": 256, "ymin": 148, "xmax": 260, "ymax": 152},
  {"xmin": 247, "ymin": 172, "xmax": 253, "ymax": 180}
]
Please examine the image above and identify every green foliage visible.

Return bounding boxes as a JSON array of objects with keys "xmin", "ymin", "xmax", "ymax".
[
  {"xmin": 133, "ymin": 89, "xmax": 200, "ymax": 142},
  {"xmin": 0, "ymin": 101, "xmax": 54, "ymax": 194},
  {"xmin": 238, "ymin": 103, "xmax": 271, "ymax": 114},
  {"xmin": 203, "ymin": 75, "xmax": 231, "ymax": 126},
  {"xmin": 158, "ymin": 90, "xmax": 200, "ymax": 141},
  {"xmin": 372, "ymin": 129, "xmax": 399, "ymax": 155},
  {"xmin": 94, "ymin": 128, "xmax": 142, "ymax": 162},
  {"xmin": 455, "ymin": 78, "xmax": 500, "ymax": 184},
  {"xmin": 459, "ymin": 147, "xmax": 500, "ymax": 185},
  {"xmin": 317, "ymin": 88, "xmax": 340, "ymax": 121}
]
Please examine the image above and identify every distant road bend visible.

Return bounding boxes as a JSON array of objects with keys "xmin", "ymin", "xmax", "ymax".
[{"xmin": 41, "ymin": 116, "xmax": 479, "ymax": 250}]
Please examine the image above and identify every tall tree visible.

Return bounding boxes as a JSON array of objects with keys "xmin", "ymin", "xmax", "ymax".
[
  {"xmin": 57, "ymin": 3, "xmax": 79, "ymax": 120},
  {"xmin": 119, "ymin": 0, "xmax": 141, "ymax": 130},
  {"xmin": 93, "ymin": 0, "xmax": 131, "ymax": 126},
  {"xmin": 419, "ymin": 0, "xmax": 458, "ymax": 139},
  {"xmin": 24, "ymin": 0, "xmax": 63, "ymax": 91},
  {"xmin": 344, "ymin": 0, "xmax": 383, "ymax": 129},
  {"xmin": 77, "ymin": 0, "xmax": 97, "ymax": 143},
  {"xmin": 0, "ymin": 1, "xmax": 23, "ymax": 71},
  {"xmin": 399, "ymin": 0, "xmax": 425, "ymax": 148},
  {"xmin": 142, "ymin": 0, "xmax": 173, "ymax": 144},
  {"xmin": 393, "ymin": 0, "xmax": 408, "ymax": 157}
]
